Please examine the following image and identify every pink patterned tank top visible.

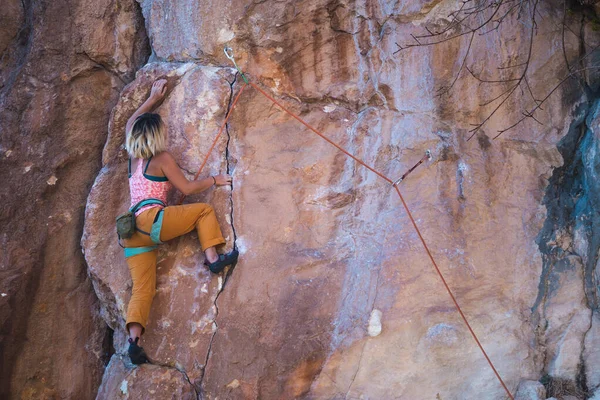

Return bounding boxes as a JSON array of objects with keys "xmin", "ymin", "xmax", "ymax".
[{"xmin": 129, "ymin": 157, "xmax": 172, "ymax": 216}]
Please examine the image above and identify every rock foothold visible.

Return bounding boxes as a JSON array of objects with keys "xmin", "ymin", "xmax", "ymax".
[{"xmin": 96, "ymin": 356, "xmax": 197, "ymax": 400}]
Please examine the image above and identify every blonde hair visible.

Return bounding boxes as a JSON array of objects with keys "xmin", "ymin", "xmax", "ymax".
[{"xmin": 126, "ymin": 113, "xmax": 167, "ymax": 158}]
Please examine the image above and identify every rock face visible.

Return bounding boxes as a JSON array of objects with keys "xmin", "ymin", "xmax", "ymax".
[
  {"xmin": 0, "ymin": 0, "xmax": 148, "ymax": 398},
  {"xmin": 79, "ymin": 1, "xmax": 600, "ymax": 399},
  {"xmin": 0, "ymin": 0, "xmax": 596, "ymax": 399}
]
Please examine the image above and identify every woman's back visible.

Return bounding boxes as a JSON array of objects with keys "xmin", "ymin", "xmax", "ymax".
[{"xmin": 129, "ymin": 156, "xmax": 172, "ymax": 215}]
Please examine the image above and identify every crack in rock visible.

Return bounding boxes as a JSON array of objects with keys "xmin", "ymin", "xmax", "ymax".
[
  {"xmin": 345, "ymin": 340, "xmax": 367, "ymax": 398},
  {"xmin": 197, "ymin": 72, "xmax": 240, "ymax": 399},
  {"xmin": 150, "ymin": 360, "xmax": 200, "ymax": 398}
]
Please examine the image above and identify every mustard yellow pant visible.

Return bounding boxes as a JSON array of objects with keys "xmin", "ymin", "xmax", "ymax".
[{"xmin": 122, "ymin": 203, "xmax": 225, "ymax": 333}]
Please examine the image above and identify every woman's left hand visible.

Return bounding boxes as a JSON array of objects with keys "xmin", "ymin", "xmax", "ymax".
[
  {"xmin": 213, "ymin": 174, "xmax": 232, "ymax": 186},
  {"xmin": 149, "ymin": 79, "xmax": 167, "ymax": 102}
]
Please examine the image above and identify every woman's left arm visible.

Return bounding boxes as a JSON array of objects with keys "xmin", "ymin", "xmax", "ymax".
[
  {"xmin": 158, "ymin": 152, "xmax": 231, "ymax": 195},
  {"xmin": 125, "ymin": 79, "xmax": 168, "ymax": 134}
]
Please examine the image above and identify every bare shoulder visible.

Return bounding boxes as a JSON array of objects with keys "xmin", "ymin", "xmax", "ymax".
[
  {"xmin": 154, "ymin": 151, "xmax": 178, "ymax": 170},
  {"xmin": 155, "ymin": 151, "xmax": 174, "ymax": 163}
]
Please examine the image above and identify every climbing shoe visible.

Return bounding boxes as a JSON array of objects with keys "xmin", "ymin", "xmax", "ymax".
[
  {"xmin": 205, "ymin": 249, "xmax": 239, "ymax": 274},
  {"xmin": 128, "ymin": 337, "xmax": 149, "ymax": 365}
]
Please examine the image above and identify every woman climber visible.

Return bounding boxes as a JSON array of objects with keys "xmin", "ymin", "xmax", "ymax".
[{"xmin": 120, "ymin": 78, "xmax": 238, "ymax": 364}]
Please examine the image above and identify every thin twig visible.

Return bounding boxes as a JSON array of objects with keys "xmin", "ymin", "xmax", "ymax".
[
  {"xmin": 493, "ymin": 65, "xmax": 600, "ymax": 138},
  {"xmin": 394, "ymin": 1, "xmax": 504, "ymax": 54},
  {"xmin": 467, "ymin": 65, "xmax": 521, "ymax": 83}
]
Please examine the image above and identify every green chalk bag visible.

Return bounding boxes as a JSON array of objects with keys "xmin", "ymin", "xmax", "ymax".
[{"xmin": 116, "ymin": 211, "xmax": 136, "ymax": 239}]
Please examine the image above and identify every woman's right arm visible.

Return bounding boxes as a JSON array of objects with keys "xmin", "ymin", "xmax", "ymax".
[{"xmin": 159, "ymin": 152, "xmax": 232, "ymax": 195}]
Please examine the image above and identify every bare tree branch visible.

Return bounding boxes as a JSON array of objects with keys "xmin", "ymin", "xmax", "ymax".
[
  {"xmin": 493, "ymin": 65, "xmax": 600, "ymax": 138},
  {"xmin": 394, "ymin": 1, "xmax": 504, "ymax": 54},
  {"xmin": 393, "ymin": 0, "xmax": 599, "ymax": 140},
  {"xmin": 467, "ymin": 0, "xmax": 540, "ymax": 141}
]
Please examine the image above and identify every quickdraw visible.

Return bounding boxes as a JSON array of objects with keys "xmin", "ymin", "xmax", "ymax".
[{"xmin": 392, "ymin": 149, "xmax": 432, "ymax": 187}]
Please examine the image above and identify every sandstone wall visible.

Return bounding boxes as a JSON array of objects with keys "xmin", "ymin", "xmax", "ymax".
[
  {"xmin": 3, "ymin": 0, "xmax": 599, "ymax": 399},
  {"xmin": 83, "ymin": 1, "xmax": 600, "ymax": 399}
]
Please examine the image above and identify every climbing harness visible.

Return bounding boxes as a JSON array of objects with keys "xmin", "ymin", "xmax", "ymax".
[
  {"xmin": 119, "ymin": 198, "xmax": 166, "ymax": 258},
  {"xmin": 179, "ymin": 47, "xmax": 515, "ymax": 399}
]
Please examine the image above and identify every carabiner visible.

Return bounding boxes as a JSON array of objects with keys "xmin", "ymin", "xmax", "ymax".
[
  {"xmin": 224, "ymin": 47, "xmax": 235, "ymax": 61},
  {"xmin": 223, "ymin": 46, "xmax": 249, "ymax": 84}
]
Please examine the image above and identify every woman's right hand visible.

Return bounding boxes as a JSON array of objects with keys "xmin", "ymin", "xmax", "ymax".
[{"xmin": 213, "ymin": 174, "xmax": 232, "ymax": 186}]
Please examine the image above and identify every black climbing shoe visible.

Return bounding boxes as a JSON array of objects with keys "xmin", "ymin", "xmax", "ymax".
[
  {"xmin": 128, "ymin": 337, "xmax": 149, "ymax": 365},
  {"xmin": 205, "ymin": 249, "xmax": 239, "ymax": 274}
]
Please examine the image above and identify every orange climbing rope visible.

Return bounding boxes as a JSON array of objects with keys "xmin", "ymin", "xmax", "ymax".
[
  {"xmin": 392, "ymin": 183, "xmax": 514, "ymax": 399},
  {"xmin": 184, "ymin": 52, "xmax": 514, "ymax": 399}
]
